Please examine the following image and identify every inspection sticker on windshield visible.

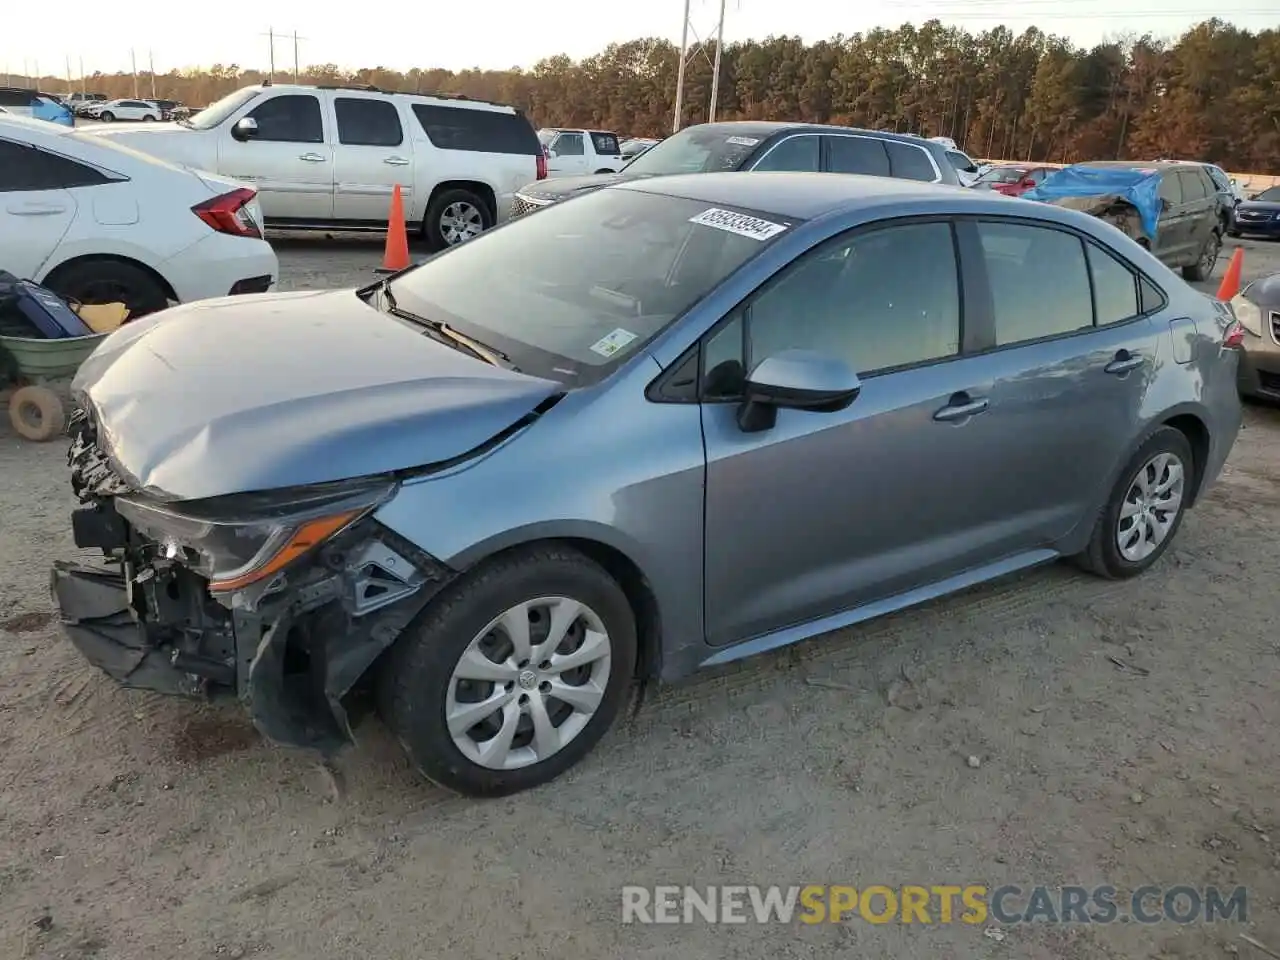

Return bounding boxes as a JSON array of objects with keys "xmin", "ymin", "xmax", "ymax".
[
  {"xmin": 689, "ymin": 207, "xmax": 788, "ymax": 241},
  {"xmin": 590, "ymin": 328, "xmax": 639, "ymax": 357},
  {"xmin": 725, "ymin": 136, "xmax": 760, "ymax": 146}
]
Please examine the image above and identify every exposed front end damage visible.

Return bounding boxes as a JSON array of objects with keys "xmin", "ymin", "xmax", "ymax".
[
  {"xmin": 52, "ymin": 408, "xmax": 457, "ymax": 753},
  {"xmin": 1049, "ymin": 194, "xmax": 1149, "ymax": 244}
]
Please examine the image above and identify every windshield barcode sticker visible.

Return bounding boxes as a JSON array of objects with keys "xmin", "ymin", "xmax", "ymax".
[
  {"xmin": 689, "ymin": 207, "xmax": 787, "ymax": 241},
  {"xmin": 725, "ymin": 136, "xmax": 760, "ymax": 146},
  {"xmin": 589, "ymin": 328, "xmax": 639, "ymax": 358}
]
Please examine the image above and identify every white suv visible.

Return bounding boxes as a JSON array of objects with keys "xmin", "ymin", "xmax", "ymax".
[
  {"xmin": 97, "ymin": 99, "xmax": 163, "ymax": 123},
  {"xmin": 80, "ymin": 84, "xmax": 547, "ymax": 250}
]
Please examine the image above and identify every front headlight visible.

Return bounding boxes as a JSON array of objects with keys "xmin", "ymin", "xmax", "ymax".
[
  {"xmin": 1230, "ymin": 293, "xmax": 1263, "ymax": 338},
  {"xmin": 115, "ymin": 477, "xmax": 396, "ymax": 593}
]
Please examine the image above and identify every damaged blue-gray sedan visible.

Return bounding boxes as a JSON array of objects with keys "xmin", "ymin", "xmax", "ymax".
[{"xmin": 52, "ymin": 172, "xmax": 1244, "ymax": 796}]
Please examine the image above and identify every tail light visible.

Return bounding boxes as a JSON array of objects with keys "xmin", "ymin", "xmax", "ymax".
[
  {"xmin": 1222, "ymin": 319, "xmax": 1245, "ymax": 349},
  {"xmin": 192, "ymin": 187, "xmax": 262, "ymax": 239},
  {"xmin": 536, "ymin": 150, "xmax": 548, "ymax": 181}
]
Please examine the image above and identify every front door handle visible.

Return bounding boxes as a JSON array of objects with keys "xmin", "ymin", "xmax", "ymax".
[
  {"xmin": 933, "ymin": 393, "xmax": 989, "ymax": 422},
  {"xmin": 383, "ymin": 156, "xmax": 411, "ymax": 166},
  {"xmin": 1104, "ymin": 351, "xmax": 1144, "ymax": 375},
  {"xmin": 298, "ymin": 153, "xmax": 327, "ymax": 162}
]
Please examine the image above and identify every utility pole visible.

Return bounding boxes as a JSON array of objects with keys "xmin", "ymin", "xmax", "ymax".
[
  {"xmin": 292, "ymin": 31, "xmax": 306, "ymax": 83},
  {"xmin": 149, "ymin": 50, "xmax": 157, "ymax": 99},
  {"xmin": 78, "ymin": 57, "xmax": 84, "ymax": 94},
  {"xmin": 65, "ymin": 57, "xmax": 73, "ymax": 95},
  {"xmin": 130, "ymin": 49, "xmax": 139, "ymax": 98},
  {"xmin": 263, "ymin": 27, "xmax": 276, "ymax": 83},
  {"xmin": 672, "ymin": 0, "xmax": 728, "ymax": 133}
]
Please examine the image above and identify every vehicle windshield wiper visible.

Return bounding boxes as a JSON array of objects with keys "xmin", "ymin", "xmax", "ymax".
[{"xmin": 377, "ymin": 280, "xmax": 514, "ymax": 368}]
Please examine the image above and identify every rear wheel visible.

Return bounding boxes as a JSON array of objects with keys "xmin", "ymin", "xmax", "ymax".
[
  {"xmin": 1074, "ymin": 427, "xmax": 1194, "ymax": 580},
  {"xmin": 423, "ymin": 189, "xmax": 491, "ymax": 251},
  {"xmin": 44, "ymin": 259, "xmax": 170, "ymax": 320},
  {"xmin": 1182, "ymin": 230, "xmax": 1221, "ymax": 282},
  {"xmin": 142, "ymin": 114, "xmax": 156, "ymax": 122},
  {"xmin": 377, "ymin": 545, "xmax": 637, "ymax": 797}
]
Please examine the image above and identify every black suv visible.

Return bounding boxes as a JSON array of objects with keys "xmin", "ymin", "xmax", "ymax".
[{"xmin": 511, "ymin": 121, "xmax": 962, "ymax": 218}]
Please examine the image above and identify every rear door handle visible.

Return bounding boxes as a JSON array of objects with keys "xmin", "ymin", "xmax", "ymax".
[
  {"xmin": 7, "ymin": 203, "xmax": 67, "ymax": 216},
  {"xmin": 933, "ymin": 394, "xmax": 989, "ymax": 422},
  {"xmin": 383, "ymin": 156, "xmax": 411, "ymax": 166},
  {"xmin": 298, "ymin": 153, "xmax": 327, "ymax": 162},
  {"xmin": 1104, "ymin": 352, "xmax": 1144, "ymax": 375}
]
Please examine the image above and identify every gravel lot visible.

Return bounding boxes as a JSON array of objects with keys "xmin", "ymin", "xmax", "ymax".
[{"xmin": 2, "ymin": 237, "xmax": 1280, "ymax": 960}]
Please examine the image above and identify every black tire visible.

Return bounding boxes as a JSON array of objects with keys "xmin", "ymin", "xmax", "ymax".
[
  {"xmin": 1074, "ymin": 426, "xmax": 1195, "ymax": 580},
  {"xmin": 143, "ymin": 114, "xmax": 156, "ymax": 122},
  {"xmin": 594, "ymin": 168, "xmax": 614, "ymax": 174},
  {"xmin": 1227, "ymin": 229, "xmax": 1241, "ymax": 238},
  {"xmin": 423, "ymin": 188, "xmax": 492, "ymax": 252},
  {"xmin": 377, "ymin": 544, "xmax": 637, "ymax": 797},
  {"xmin": 44, "ymin": 259, "xmax": 170, "ymax": 319},
  {"xmin": 100, "ymin": 111, "xmax": 114, "ymax": 122},
  {"xmin": 1182, "ymin": 229, "xmax": 1221, "ymax": 282}
]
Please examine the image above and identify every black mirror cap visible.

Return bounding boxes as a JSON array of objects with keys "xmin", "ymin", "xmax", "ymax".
[{"xmin": 736, "ymin": 350, "xmax": 862, "ymax": 432}]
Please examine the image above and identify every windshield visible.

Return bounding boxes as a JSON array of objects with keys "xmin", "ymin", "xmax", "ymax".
[
  {"xmin": 387, "ymin": 188, "xmax": 790, "ymax": 385},
  {"xmin": 537, "ymin": 129, "xmax": 556, "ymax": 145},
  {"xmin": 1257, "ymin": 186, "xmax": 1280, "ymax": 202},
  {"xmin": 187, "ymin": 87, "xmax": 261, "ymax": 130},
  {"xmin": 978, "ymin": 166, "xmax": 1028, "ymax": 184},
  {"xmin": 623, "ymin": 125, "xmax": 771, "ymax": 175}
]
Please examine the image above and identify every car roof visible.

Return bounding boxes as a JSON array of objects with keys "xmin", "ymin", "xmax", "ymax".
[
  {"xmin": 618, "ymin": 171, "xmax": 992, "ymax": 220},
  {"xmin": 1075, "ymin": 160, "xmax": 1190, "ymax": 173},
  {"xmin": 243, "ymin": 82, "xmax": 519, "ymax": 113},
  {"xmin": 683, "ymin": 120, "xmax": 945, "ymax": 149}
]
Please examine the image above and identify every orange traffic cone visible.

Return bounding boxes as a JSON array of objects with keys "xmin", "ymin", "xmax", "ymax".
[
  {"xmin": 1216, "ymin": 246, "xmax": 1243, "ymax": 301},
  {"xmin": 375, "ymin": 184, "xmax": 411, "ymax": 274}
]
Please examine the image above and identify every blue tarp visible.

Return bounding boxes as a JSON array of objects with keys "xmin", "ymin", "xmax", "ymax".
[
  {"xmin": 1023, "ymin": 165, "xmax": 1163, "ymax": 241},
  {"xmin": 31, "ymin": 96, "xmax": 74, "ymax": 127}
]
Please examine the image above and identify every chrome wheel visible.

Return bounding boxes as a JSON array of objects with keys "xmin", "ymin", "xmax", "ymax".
[
  {"xmin": 1116, "ymin": 452, "xmax": 1185, "ymax": 562},
  {"xmin": 1200, "ymin": 233, "xmax": 1221, "ymax": 276},
  {"xmin": 445, "ymin": 597, "xmax": 613, "ymax": 771},
  {"xmin": 439, "ymin": 201, "xmax": 484, "ymax": 245}
]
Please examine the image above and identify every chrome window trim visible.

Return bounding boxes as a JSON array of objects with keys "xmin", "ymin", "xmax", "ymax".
[{"xmin": 747, "ymin": 131, "xmax": 944, "ymax": 184}]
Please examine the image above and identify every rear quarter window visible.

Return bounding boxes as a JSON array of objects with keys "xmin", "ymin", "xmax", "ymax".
[
  {"xmin": 412, "ymin": 104, "xmax": 540, "ymax": 155},
  {"xmin": 884, "ymin": 141, "xmax": 938, "ymax": 182}
]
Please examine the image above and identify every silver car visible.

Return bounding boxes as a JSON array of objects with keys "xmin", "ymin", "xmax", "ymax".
[{"xmin": 53, "ymin": 173, "xmax": 1244, "ymax": 797}]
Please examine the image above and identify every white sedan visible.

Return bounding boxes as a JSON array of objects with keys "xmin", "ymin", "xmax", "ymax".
[
  {"xmin": 0, "ymin": 114, "xmax": 278, "ymax": 317},
  {"xmin": 96, "ymin": 99, "xmax": 161, "ymax": 123}
]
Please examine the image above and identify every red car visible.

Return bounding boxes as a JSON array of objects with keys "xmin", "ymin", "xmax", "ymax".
[{"xmin": 975, "ymin": 165, "xmax": 1054, "ymax": 197}]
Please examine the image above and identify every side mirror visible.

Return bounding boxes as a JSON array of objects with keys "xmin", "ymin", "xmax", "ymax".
[
  {"xmin": 231, "ymin": 116, "xmax": 259, "ymax": 142},
  {"xmin": 737, "ymin": 349, "xmax": 861, "ymax": 433}
]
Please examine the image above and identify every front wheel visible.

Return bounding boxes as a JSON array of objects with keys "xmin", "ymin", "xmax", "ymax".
[
  {"xmin": 1074, "ymin": 427, "xmax": 1194, "ymax": 580},
  {"xmin": 423, "ymin": 189, "xmax": 491, "ymax": 251},
  {"xmin": 377, "ymin": 545, "xmax": 637, "ymax": 797},
  {"xmin": 99, "ymin": 111, "xmax": 115, "ymax": 122},
  {"xmin": 1182, "ymin": 230, "xmax": 1221, "ymax": 282},
  {"xmin": 142, "ymin": 114, "xmax": 156, "ymax": 122}
]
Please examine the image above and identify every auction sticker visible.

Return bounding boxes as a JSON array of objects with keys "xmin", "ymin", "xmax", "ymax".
[
  {"xmin": 725, "ymin": 136, "xmax": 760, "ymax": 146},
  {"xmin": 689, "ymin": 207, "xmax": 788, "ymax": 241},
  {"xmin": 590, "ymin": 327, "xmax": 639, "ymax": 357}
]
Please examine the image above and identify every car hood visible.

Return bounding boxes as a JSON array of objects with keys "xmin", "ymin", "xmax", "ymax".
[
  {"xmin": 516, "ymin": 171, "xmax": 642, "ymax": 201},
  {"xmin": 74, "ymin": 123, "xmax": 210, "ymax": 168},
  {"xmin": 72, "ymin": 289, "xmax": 562, "ymax": 501},
  {"xmin": 1236, "ymin": 200, "xmax": 1280, "ymax": 214}
]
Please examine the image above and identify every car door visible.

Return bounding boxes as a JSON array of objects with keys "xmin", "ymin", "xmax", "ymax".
[
  {"xmin": 1177, "ymin": 168, "xmax": 1216, "ymax": 257},
  {"xmin": 330, "ymin": 95, "xmax": 412, "ymax": 223},
  {"xmin": 961, "ymin": 218, "xmax": 1162, "ymax": 543},
  {"xmin": 746, "ymin": 134, "xmax": 821, "ymax": 172},
  {"xmin": 546, "ymin": 132, "xmax": 588, "ymax": 178},
  {"xmin": 0, "ymin": 138, "xmax": 82, "ymax": 279},
  {"xmin": 1154, "ymin": 172, "xmax": 1186, "ymax": 262},
  {"xmin": 701, "ymin": 218, "xmax": 1017, "ymax": 647},
  {"xmin": 217, "ymin": 92, "xmax": 333, "ymax": 222}
]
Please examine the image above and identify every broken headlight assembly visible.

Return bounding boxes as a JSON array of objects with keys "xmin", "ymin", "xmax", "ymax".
[{"xmin": 114, "ymin": 477, "xmax": 398, "ymax": 594}]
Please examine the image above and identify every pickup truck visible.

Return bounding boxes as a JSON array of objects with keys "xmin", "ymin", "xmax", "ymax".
[
  {"xmin": 536, "ymin": 128, "xmax": 625, "ymax": 178},
  {"xmin": 78, "ymin": 83, "xmax": 545, "ymax": 250}
]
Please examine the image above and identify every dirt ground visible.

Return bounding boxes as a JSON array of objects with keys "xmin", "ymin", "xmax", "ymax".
[{"xmin": 2, "ymin": 237, "xmax": 1280, "ymax": 960}]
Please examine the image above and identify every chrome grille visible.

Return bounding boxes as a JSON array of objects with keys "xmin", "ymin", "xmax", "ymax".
[
  {"xmin": 1270, "ymin": 310, "xmax": 1280, "ymax": 346},
  {"xmin": 510, "ymin": 195, "xmax": 552, "ymax": 219}
]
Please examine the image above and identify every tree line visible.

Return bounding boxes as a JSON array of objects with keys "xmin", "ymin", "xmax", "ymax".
[{"xmin": 23, "ymin": 18, "xmax": 1280, "ymax": 173}]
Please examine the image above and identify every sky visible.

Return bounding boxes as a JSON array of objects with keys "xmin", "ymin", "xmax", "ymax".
[{"xmin": 1, "ymin": 0, "xmax": 1274, "ymax": 81}]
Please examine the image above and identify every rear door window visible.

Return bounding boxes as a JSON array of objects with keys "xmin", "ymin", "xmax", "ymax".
[
  {"xmin": 1157, "ymin": 173, "xmax": 1183, "ymax": 206},
  {"xmin": 1177, "ymin": 170, "xmax": 1208, "ymax": 202},
  {"xmin": 977, "ymin": 220, "xmax": 1094, "ymax": 345},
  {"xmin": 590, "ymin": 132, "xmax": 620, "ymax": 155},
  {"xmin": 826, "ymin": 136, "xmax": 890, "ymax": 177},
  {"xmin": 884, "ymin": 141, "xmax": 938, "ymax": 181},
  {"xmin": 412, "ymin": 105, "xmax": 539, "ymax": 154},
  {"xmin": 245, "ymin": 94, "xmax": 324, "ymax": 143},
  {"xmin": 334, "ymin": 97, "xmax": 403, "ymax": 146}
]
